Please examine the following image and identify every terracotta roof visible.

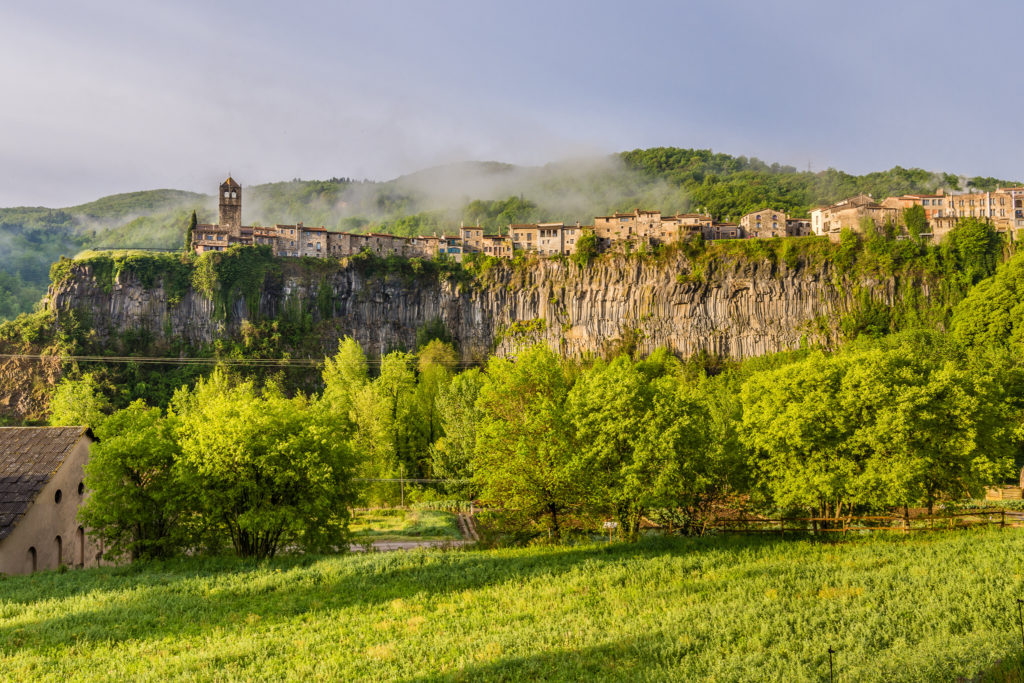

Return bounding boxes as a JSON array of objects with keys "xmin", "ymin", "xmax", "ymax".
[
  {"xmin": 0, "ymin": 427, "xmax": 92, "ymax": 542},
  {"xmin": 509, "ymin": 224, "xmax": 537, "ymax": 228}
]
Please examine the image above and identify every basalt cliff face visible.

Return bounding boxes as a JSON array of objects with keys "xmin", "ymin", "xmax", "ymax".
[{"xmin": 45, "ymin": 253, "xmax": 926, "ymax": 361}]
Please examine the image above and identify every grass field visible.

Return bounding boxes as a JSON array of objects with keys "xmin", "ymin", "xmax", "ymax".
[
  {"xmin": 349, "ymin": 509, "xmax": 462, "ymax": 543},
  {"xmin": 2, "ymin": 530, "xmax": 1024, "ymax": 681}
]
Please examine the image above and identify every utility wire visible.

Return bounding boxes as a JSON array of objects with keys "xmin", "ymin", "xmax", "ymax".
[{"xmin": 0, "ymin": 352, "xmax": 484, "ymax": 368}]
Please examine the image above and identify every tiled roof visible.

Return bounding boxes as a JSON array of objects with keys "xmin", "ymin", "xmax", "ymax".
[{"xmin": 0, "ymin": 427, "xmax": 91, "ymax": 542}]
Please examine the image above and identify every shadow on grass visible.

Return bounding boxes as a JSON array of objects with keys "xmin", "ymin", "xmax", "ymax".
[{"xmin": 0, "ymin": 533, "xmax": 874, "ymax": 656}]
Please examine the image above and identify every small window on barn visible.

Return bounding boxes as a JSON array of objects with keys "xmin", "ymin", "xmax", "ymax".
[
  {"xmin": 55, "ymin": 535, "xmax": 62, "ymax": 565},
  {"xmin": 78, "ymin": 481, "xmax": 85, "ymax": 495},
  {"xmin": 28, "ymin": 547, "xmax": 37, "ymax": 572},
  {"xmin": 54, "ymin": 489, "xmax": 62, "ymax": 504}
]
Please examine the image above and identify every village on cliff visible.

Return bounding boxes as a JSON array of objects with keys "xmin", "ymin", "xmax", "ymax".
[{"xmin": 194, "ymin": 177, "xmax": 1024, "ymax": 261}]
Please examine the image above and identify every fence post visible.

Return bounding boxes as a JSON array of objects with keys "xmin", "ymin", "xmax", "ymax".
[{"xmin": 1002, "ymin": 509, "xmax": 1006, "ymax": 530}]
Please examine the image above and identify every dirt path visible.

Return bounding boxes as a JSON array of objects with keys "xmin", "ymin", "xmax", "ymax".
[{"xmin": 349, "ymin": 512, "xmax": 479, "ymax": 553}]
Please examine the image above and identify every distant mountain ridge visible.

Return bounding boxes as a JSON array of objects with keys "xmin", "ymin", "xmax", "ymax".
[{"xmin": 0, "ymin": 147, "xmax": 1018, "ymax": 320}]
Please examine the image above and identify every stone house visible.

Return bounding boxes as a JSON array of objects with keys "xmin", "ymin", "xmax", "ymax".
[
  {"xmin": 0, "ymin": 427, "xmax": 104, "ymax": 575},
  {"xmin": 703, "ymin": 222, "xmax": 743, "ymax": 240},
  {"xmin": 593, "ymin": 209, "xmax": 662, "ymax": 248},
  {"xmin": 740, "ymin": 209, "xmax": 789, "ymax": 238},
  {"xmin": 510, "ymin": 224, "xmax": 540, "ymax": 252},
  {"xmin": 809, "ymin": 195, "xmax": 900, "ymax": 240},
  {"xmin": 785, "ymin": 218, "xmax": 812, "ymax": 236}
]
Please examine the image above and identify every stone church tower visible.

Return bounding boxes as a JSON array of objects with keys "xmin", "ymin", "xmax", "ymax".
[{"xmin": 219, "ymin": 177, "xmax": 242, "ymax": 236}]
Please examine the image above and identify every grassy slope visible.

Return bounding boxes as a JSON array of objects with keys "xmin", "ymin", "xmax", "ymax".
[{"xmin": 1, "ymin": 530, "xmax": 1023, "ymax": 681}]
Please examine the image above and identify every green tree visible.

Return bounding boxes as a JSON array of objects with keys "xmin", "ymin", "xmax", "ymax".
[
  {"xmin": 430, "ymin": 367, "xmax": 484, "ymax": 496},
  {"xmin": 903, "ymin": 204, "xmax": 928, "ymax": 240},
  {"xmin": 473, "ymin": 346, "xmax": 578, "ymax": 538},
  {"xmin": 184, "ymin": 210, "xmax": 197, "ymax": 253},
  {"xmin": 741, "ymin": 346, "xmax": 1014, "ymax": 518},
  {"xmin": 49, "ymin": 374, "xmax": 111, "ymax": 430},
  {"xmin": 320, "ymin": 336, "xmax": 369, "ymax": 434},
  {"xmin": 78, "ymin": 401, "xmax": 190, "ymax": 560},
  {"xmin": 571, "ymin": 229, "xmax": 599, "ymax": 267},
  {"xmin": 567, "ymin": 356, "xmax": 714, "ymax": 539},
  {"xmin": 950, "ymin": 251, "xmax": 1024, "ymax": 354},
  {"xmin": 173, "ymin": 371, "xmax": 357, "ymax": 558},
  {"xmin": 943, "ymin": 217, "xmax": 1002, "ymax": 285}
]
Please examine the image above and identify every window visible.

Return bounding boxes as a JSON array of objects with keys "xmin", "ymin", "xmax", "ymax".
[
  {"xmin": 78, "ymin": 481, "xmax": 85, "ymax": 495},
  {"xmin": 55, "ymin": 535, "xmax": 62, "ymax": 565},
  {"xmin": 54, "ymin": 489, "xmax": 62, "ymax": 504},
  {"xmin": 231, "ymin": 191, "xmax": 237, "ymax": 198},
  {"xmin": 78, "ymin": 527, "xmax": 85, "ymax": 567},
  {"xmin": 224, "ymin": 191, "xmax": 230, "ymax": 198},
  {"xmin": 27, "ymin": 547, "xmax": 36, "ymax": 572}
]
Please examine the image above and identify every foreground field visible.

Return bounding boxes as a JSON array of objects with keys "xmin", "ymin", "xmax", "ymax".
[{"xmin": 2, "ymin": 531, "xmax": 1023, "ymax": 681}]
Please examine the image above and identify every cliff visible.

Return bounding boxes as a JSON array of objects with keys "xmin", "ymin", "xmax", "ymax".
[{"xmin": 44, "ymin": 249, "xmax": 934, "ymax": 362}]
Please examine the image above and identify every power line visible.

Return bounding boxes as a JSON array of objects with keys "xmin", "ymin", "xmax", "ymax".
[{"xmin": 0, "ymin": 352, "xmax": 484, "ymax": 368}]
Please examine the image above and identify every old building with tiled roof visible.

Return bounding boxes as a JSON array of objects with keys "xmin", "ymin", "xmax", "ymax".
[{"xmin": 0, "ymin": 426, "xmax": 103, "ymax": 575}]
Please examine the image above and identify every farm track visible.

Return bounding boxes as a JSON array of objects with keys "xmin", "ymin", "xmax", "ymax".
[{"xmin": 349, "ymin": 511, "xmax": 478, "ymax": 553}]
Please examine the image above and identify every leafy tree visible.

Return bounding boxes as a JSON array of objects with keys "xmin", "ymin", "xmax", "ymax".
[
  {"xmin": 416, "ymin": 340, "xmax": 459, "ymax": 450},
  {"xmin": 473, "ymin": 346, "xmax": 578, "ymax": 538},
  {"xmin": 184, "ymin": 210, "xmax": 197, "ymax": 252},
  {"xmin": 430, "ymin": 367, "xmax": 484, "ymax": 495},
  {"xmin": 173, "ymin": 371, "xmax": 357, "ymax": 558},
  {"xmin": 49, "ymin": 374, "xmax": 111, "ymax": 430},
  {"xmin": 741, "ymin": 346, "xmax": 1014, "ymax": 518},
  {"xmin": 943, "ymin": 217, "xmax": 1002, "ymax": 285},
  {"xmin": 567, "ymin": 356, "xmax": 714, "ymax": 538},
  {"xmin": 78, "ymin": 401, "xmax": 191, "ymax": 560},
  {"xmin": 903, "ymin": 204, "xmax": 928, "ymax": 240},
  {"xmin": 320, "ymin": 336, "xmax": 369, "ymax": 434},
  {"xmin": 570, "ymin": 229, "xmax": 599, "ymax": 268},
  {"xmin": 950, "ymin": 251, "xmax": 1024, "ymax": 354}
]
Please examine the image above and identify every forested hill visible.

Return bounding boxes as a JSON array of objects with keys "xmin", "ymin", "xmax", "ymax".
[{"xmin": 0, "ymin": 147, "xmax": 1017, "ymax": 320}]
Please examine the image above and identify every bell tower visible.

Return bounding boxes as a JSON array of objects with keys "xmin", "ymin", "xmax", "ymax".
[{"xmin": 219, "ymin": 176, "xmax": 242, "ymax": 235}]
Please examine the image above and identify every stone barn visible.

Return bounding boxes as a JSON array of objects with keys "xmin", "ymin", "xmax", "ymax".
[{"xmin": 0, "ymin": 426, "xmax": 104, "ymax": 575}]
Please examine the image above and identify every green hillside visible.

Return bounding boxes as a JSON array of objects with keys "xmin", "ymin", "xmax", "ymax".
[{"xmin": 0, "ymin": 149, "xmax": 1017, "ymax": 320}]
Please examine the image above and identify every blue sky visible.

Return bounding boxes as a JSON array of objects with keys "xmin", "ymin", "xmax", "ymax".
[{"xmin": 0, "ymin": 0, "xmax": 1019, "ymax": 206}]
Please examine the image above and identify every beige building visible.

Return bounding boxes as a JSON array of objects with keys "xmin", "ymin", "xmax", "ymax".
[
  {"xmin": 0, "ymin": 427, "xmax": 104, "ymax": 575},
  {"xmin": 593, "ymin": 209, "xmax": 662, "ymax": 247},
  {"xmin": 947, "ymin": 187, "xmax": 1024, "ymax": 232},
  {"xmin": 510, "ymin": 224, "xmax": 540, "ymax": 252},
  {"xmin": 740, "ymin": 209, "xmax": 789, "ymax": 238},
  {"xmin": 810, "ymin": 195, "xmax": 901, "ymax": 240}
]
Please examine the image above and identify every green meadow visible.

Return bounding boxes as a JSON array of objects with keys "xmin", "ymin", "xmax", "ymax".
[{"xmin": 2, "ymin": 530, "xmax": 1024, "ymax": 681}]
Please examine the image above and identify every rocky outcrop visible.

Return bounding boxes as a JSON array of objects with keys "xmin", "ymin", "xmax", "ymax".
[{"xmin": 45, "ymin": 253, "xmax": 930, "ymax": 361}]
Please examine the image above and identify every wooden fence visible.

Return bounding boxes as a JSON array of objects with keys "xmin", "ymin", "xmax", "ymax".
[{"xmin": 705, "ymin": 508, "xmax": 1011, "ymax": 536}]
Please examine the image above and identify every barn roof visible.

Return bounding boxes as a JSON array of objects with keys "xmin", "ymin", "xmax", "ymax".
[{"xmin": 0, "ymin": 427, "xmax": 92, "ymax": 542}]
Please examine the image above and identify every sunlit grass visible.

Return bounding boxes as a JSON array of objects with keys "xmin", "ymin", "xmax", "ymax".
[
  {"xmin": 1, "ymin": 530, "xmax": 1023, "ymax": 681},
  {"xmin": 349, "ymin": 509, "xmax": 461, "ymax": 542}
]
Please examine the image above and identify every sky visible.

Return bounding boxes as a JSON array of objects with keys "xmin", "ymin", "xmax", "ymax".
[{"xmin": 0, "ymin": 0, "xmax": 1020, "ymax": 207}]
